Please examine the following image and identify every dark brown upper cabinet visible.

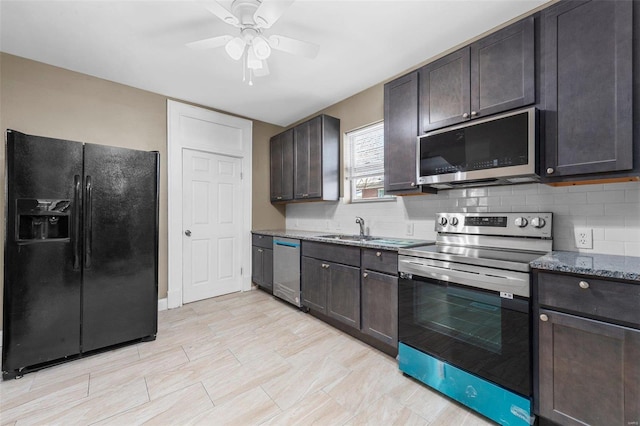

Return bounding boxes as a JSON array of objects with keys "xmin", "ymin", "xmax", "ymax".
[
  {"xmin": 270, "ymin": 114, "xmax": 339, "ymax": 204},
  {"xmin": 384, "ymin": 72, "xmax": 422, "ymax": 194},
  {"xmin": 270, "ymin": 128, "xmax": 294, "ymax": 202},
  {"xmin": 294, "ymin": 114, "xmax": 340, "ymax": 201},
  {"xmin": 542, "ymin": 0, "xmax": 634, "ymax": 180},
  {"xmin": 420, "ymin": 16, "xmax": 535, "ymax": 133}
]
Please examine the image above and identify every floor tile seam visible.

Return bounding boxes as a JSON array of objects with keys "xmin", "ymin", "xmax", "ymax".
[{"xmin": 1, "ymin": 373, "xmax": 91, "ymax": 413}]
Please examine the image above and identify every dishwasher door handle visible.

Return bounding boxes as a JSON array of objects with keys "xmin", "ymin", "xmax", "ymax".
[{"xmin": 274, "ymin": 240, "xmax": 300, "ymax": 248}]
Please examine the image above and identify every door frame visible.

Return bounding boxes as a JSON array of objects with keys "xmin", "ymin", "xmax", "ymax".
[{"xmin": 167, "ymin": 100, "xmax": 253, "ymax": 309}]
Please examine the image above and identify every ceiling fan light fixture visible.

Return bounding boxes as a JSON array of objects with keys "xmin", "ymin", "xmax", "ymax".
[
  {"xmin": 225, "ymin": 37, "xmax": 246, "ymax": 60},
  {"xmin": 252, "ymin": 36, "xmax": 271, "ymax": 60},
  {"xmin": 247, "ymin": 47, "xmax": 263, "ymax": 70}
]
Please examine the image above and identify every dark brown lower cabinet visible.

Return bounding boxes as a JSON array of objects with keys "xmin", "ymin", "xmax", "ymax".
[
  {"xmin": 326, "ymin": 262, "xmax": 360, "ymax": 329},
  {"xmin": 251, "ymin": 246, "xmax": 273, "ymax": 293},
  {"xmin": 537, "ymin": 309, "xmax": 640, "ymax": 426},
  {"xmin": 301, "ymin": 255, "xmax": 360, "ymax": 329},
  {"xmin": 361, "ymin": 270, "xmax": 398, "ymax": 348},
  {"xmin": 301, "ymin": 256, "xmax": 326, "ymax": 312}
]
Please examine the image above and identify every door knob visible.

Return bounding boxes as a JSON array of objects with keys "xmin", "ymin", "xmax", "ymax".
[
  {"xmin": 462, "ymin": 112, "xmax": 469, "ymax": 119},
  {"xmin": 185, "ymin": 230, "xmax": 192, "ymax": 237},
  {"xmin": 470, "ymin": 111, "xmax": 477, "ymax": 117},
  {"xmin": 540, "ymin": 314, "xmax": 549, "ymax": 322}
]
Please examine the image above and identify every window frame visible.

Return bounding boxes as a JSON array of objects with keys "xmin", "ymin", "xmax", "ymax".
[{"xmin": 344, "ymin": 121, "xmax": 395, "ymax": 204}]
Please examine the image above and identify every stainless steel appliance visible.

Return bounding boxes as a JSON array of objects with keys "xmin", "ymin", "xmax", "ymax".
[
  {"xmin": 398, "ymin": 212, "xmax": 552, "ymax": 426},
  {"xmin": 417, "ymin": 107, "xmax": 539, "ymax": 189},
  {"xmin": 3, "ymin": 130, "xmax": 159, "ymax": 380},
  {"xmin": 273, "ymin": 238, "xmax": 301, "ymax": 307}
]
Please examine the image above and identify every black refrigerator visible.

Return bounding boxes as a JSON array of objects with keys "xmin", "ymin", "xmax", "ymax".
[{"xmin": 2, "ymin": 130, "xmax": 159, "ymax": 379}]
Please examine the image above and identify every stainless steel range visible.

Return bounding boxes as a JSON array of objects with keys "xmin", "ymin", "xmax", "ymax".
[{"xmin": 397, "ymin": 212, "xmax": 552, "ymax": 426}]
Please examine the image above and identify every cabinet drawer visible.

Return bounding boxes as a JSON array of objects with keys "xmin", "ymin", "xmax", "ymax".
[
  {"xmin": 537, "ymin": 272, "xmax": 640, "ymax": 327},
  {"xmin": 252, "ymin": 234, "xmax": 273, "ymax": 249},
  {"xmin": 362, "ymin": 249, "xmax": 398, "ymax": 275},
  {"xmin": 302, "ymin": 241, "xmax": 360, "ymax": 267}
]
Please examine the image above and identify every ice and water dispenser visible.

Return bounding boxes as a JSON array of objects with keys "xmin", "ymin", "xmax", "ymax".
[{"xmin": 17, "ymin": 199, "xmax": 71, "ymax": 241}]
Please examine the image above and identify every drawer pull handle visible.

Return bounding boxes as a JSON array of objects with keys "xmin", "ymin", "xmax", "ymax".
[
  {"xmin": 376, "ymin": 251, "xmax": 382, "ymax": 257},
  {"xmin": 579, "ymin": 280, "xmax": 590, "ymax": 289},
  {"xmin": 540, "ymin": 314, "xmax": 549, "ymax": 322}
]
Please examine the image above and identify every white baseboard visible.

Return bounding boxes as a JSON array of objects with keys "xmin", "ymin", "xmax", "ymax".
[{"xmin": 158, "ymin": 298, "xmax": 168, "ymax": 311}]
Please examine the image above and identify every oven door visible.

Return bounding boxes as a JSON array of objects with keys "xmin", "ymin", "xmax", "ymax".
[{"xmin": 398, "ymin": 271, "xmax": 531, "ymax": 397}]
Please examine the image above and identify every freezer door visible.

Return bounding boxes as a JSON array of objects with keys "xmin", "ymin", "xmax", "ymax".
[
  {"xmin": 3, "ymin": 130, "xmax": 83, "ymax": 375},
  {"xmin": 81, "ymin": 143, "xmax": 159, "ymax": 352}
]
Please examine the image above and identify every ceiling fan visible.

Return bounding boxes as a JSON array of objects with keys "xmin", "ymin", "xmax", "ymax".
[{"xmin": 187, "ymin": 0, "xmax": 320, "ymax": 85}]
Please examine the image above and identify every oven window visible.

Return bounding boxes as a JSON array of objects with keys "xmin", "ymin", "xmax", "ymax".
[
  {"xmin": 399, "ymin": 275, "xmax": 531, "ymax": 397},
  {"xmin": 416, "ymin": 285, "xmax": 502, "ymax": 354}
]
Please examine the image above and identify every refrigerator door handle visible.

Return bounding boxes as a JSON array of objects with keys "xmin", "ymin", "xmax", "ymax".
[
  {"xmin": 73, "ymin": 175, "xmax": 81, "ymax": 270},
  {"xmin": 84, "ymin": 176, "xmax": 93, "ymax": 269}
]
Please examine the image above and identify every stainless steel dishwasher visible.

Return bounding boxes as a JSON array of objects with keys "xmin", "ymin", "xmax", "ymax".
[{"xmin": 273, "ymin": 238, "xmax": 301, "ymax": 307}]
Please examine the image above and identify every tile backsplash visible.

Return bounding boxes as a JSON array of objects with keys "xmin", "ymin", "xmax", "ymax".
[{"xmin": 285, "ymin": 181, "xmax": 640, "ymax": 257}]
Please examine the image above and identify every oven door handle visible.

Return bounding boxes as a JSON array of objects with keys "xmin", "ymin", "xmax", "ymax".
[{"xmin": 398, "ymin": 259, "xmax": 530, "ymax": 298}]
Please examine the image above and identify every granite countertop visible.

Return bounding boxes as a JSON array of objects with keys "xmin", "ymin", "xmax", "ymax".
[
  {"xmin": 252, "ymin": 229, "xmax": 434, "ymax": 251},
  {"xmin": 531, "ymin": 250, "xmax": 640, "ymax": 283}
]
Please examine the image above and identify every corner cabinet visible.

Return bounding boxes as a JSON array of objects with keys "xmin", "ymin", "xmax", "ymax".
[
  {"xmin": 542, "ymin": 0, "xmax": 635, "ymax": 181},
  {"xmin": 533, "ymin": 271, "xmax": 640, "ymax": 425},
  {"xmin": 419, "ymin": 16, "xmax": 535, "ymax": 133},
  {"xmin": 270, "ymin": 129, "xmax": 294, "ymax": 202}
]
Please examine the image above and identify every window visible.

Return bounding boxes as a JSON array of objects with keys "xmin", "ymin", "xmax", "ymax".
[{"xmin": 346, "ymin": 122, "xmax": 394, "ymax": 202}]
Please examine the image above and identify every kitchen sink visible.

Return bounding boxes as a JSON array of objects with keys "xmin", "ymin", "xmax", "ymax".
[
  {"xmin": 319, "ymin": 234, "xmax": 376, "ymax": 242},
  {"xmin": 318, "ymin": 234, "xmax": 423, "ymax": 247}
]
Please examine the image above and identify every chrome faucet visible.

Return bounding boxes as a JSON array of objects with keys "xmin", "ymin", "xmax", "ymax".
[{"xmin": 355, "ymin": 216, "xmax": 365, "ymax": 238}]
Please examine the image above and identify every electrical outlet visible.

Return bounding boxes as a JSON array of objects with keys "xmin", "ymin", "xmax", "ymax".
[
  {"xmin": 574, "ymin": 228, "xmax": 593, "ymax": 249},
  {"xmin": 406, "ymin": 223, "xmax": 414, "ymax": 236}
]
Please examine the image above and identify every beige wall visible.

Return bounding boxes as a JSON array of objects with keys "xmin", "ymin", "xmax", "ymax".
[{"xmin": 0, "ymin": 53, "xmax": 285, "ymax": 331}]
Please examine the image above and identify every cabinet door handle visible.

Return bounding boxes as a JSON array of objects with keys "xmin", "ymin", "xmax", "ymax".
[
  {"xmin": 540, "ymin": 314, "xmax": 549, "ymax": 322},
  {"xmin": 410, "ymin": 182, "xmax": 415, "ymax": 187},
  {"xmin": 276, "ymin": 196, "xmax": 282, "ymax": 200},
  {"xmin": 363, "ymin": 272, "xmax": 368, "ymax": 278},
  {"xmin": 470, "ymin": 111, "xmax": 477, "ymax": 117},
  {"xmin": 579, "ymin": 280, "xmax": 590, "ymax": 289},
  {"xmin": 376, "ymin": 252, "xmax": 382, "ymax": 257},
  {"xmin": 303, "ymin": 193, "xmax": 309, "ymax": 197},
  {"xmin": 258, "ymin": 248, "xmax": 263, "ymax": 253},
  {"xmin": 462, "ymin": 112, "xmax": 469, "ymax": 119},
  {"xmin": 546, "ymin": 167, "xmax": 555, "ymax": 175}
]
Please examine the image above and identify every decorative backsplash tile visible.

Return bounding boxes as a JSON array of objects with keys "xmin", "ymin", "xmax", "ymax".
[{"xmin": 285, "ymin": 181, "xmax": 640, "ymax": 257}]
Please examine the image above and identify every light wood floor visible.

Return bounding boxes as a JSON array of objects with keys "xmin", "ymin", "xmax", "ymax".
[{"xmin": 1, "ymin": 289, "xmax": 494, "ymax": 425}]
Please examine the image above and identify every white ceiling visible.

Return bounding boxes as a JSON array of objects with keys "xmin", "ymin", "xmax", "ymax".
[{"xmin": 0, "ymin": 0, "xmax": 548, "ymax": 127}]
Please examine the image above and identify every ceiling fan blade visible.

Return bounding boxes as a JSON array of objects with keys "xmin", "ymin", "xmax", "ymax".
[
  {"xmin": 186, "ymin": 35, "xmax": 234, "ymax": 50},
  {"xmin": 204, "ymin": 2, "xmax": 240, "ymax": 27},
  {"xmin": 254, "ymin": 0, "xmax": 295, "ymax": 29},
  {"xmin": 268, "ymin": 34, "xmax": 319, "ymax": 59}
]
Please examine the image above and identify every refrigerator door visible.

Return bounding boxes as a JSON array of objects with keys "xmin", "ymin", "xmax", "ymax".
[
  {"xmin": 81, "ymin": 143, "xmax": 159, "ymax": 352},
  {"xmin": 3, "ymin": 130, "xmax": 83, "ymax": 376}
]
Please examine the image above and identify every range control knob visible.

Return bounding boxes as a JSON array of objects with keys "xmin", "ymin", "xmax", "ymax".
[
  {"xmin": 531, "ymin": 217, "xmax": 546, "ymax": 228},
  {"xmin": 514, "ymin": 217, "xmax": 528, "ymax": 228},
  {"xmin": 439, "ymin": 217, "xmax": 448, "ymax": 226},
  {"xmin": 450, "ymin": 217, "xmax": 459, "ymax": 226}
]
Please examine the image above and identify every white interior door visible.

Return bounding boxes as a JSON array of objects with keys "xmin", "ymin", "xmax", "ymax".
[{"xmin": 182, "ymin": 148, "xmax": 243, "ymax": 303}]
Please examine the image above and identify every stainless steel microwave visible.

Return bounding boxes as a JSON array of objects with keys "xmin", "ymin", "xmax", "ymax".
[{"xmin": 417, "ymin": 107, "xmax": 539, "ymax": 189}]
